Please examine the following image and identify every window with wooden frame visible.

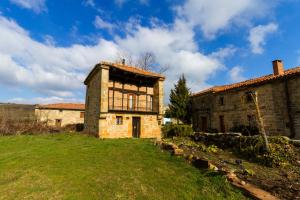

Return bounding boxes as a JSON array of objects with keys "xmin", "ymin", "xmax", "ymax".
[
  {"xmin": 116, "ymin": 116, "xmax": 123, "ymax": 125},
  {"xmin": 80, "ymin": 112, "xmax": 85, "ymax": 118},
  {"xmin": 127, "ymin": 94, "xmax": 136, "ymax": 111}
]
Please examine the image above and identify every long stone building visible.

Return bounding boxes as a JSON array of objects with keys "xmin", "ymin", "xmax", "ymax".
[
  {"xmin": 84, "ymin": 61, "xmax": 164, "ymax": 139},
  {"xmin": 35, "ymin": 103, "xmax": 85, "ymax": 127},
  {"xmin": 192, "ymin": 60, "xmax": 300, "ymax": 139}
]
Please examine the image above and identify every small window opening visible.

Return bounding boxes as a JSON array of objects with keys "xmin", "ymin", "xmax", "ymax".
[
  {"xmin": 116, "ymin": 116, "xmax": 123, "ymax": 125},
  {"xmin": 80, "ymin": 112, "xmax": 85, "ymax": 118},
  {"xmin": 219, "ymin": 97, "xmax": 224, "ymax": 105}
]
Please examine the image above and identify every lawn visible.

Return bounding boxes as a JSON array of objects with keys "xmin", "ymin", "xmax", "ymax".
[{"xmin": 0, "ymin": 134, "xmax": 247, "ymax": 200}]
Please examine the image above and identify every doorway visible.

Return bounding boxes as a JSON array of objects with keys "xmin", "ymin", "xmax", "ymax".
[
  {"xmin": 132, "ymin": 117, "xmax": 141, "ymax": 138},
  {"xmin": 201, "ymin": 117, "xmax": 207, "ymax": 131},
  {"xmin": 219, "ymin": 115, "xmax": 225, "ymax": 133}
]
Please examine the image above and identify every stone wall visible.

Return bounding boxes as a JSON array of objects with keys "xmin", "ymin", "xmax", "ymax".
[
  {"xmin": 192, "ymin": 76, "xmax": 300, "ymax": 138},
  {"xmin": 289, "ymin": 77, "xmax": 300, "ymax": 139},
  {"xmin": 84, "ymin": 66, "xmax": 102, "ymax": 136},
  {"xmin": 98, "ymin": 113, "xmax": 161, "ymax": 139},
  {"xmin": 84, "ymin": 63, "xmax": 164, "ymax": 139},
  {"xmin": 35, "ymin": 109, "xmax": 84, "ymax": 127}
]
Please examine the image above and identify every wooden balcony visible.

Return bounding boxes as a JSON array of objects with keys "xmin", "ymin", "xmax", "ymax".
[{"xmin": 108, "ymin": 97, "xmax": 157, "ymax": 113}]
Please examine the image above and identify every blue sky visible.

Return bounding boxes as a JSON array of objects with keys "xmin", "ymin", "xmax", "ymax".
[{"xmin": 0, "ymin": 0, "xmax": 299, "ymax": 104}]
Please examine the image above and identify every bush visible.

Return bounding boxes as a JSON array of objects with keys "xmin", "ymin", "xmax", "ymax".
[
  {"xmin": 230, "ymin": 125, "xmax": 259, "ymax": 136},
  {"xmin": 162, "ymin": 124, "xmax": 193, "ymax": 138},
  {"xmin": 238, "ymin": 136, "xmax": 296, "ymax": 167}
]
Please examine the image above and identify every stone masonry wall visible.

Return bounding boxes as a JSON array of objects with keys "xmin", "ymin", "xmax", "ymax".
[
  {"xmin": 84, "ymin": 67, "xmax": 101, "ymax": 136},
  {"xmin": 99, "ymin": 113, "xmax": 161, "ymax": 139},
  {"xmin": 192, "ymin": 76, "xmax": 300, "ymax": 137},
  {"xmin": 35, "ymin": 109, "xmax": 84, "ymax": 127},
  {"xmin": 289, "ymin": 77, "xmax": 300, "ymax": 139}
]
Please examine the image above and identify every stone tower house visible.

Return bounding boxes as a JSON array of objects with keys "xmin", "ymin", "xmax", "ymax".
[{"xmin": 84, "ymin": 61, "xmax": 164, "ymax": 139}]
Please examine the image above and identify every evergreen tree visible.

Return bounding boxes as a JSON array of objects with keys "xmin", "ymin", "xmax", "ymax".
[{"xmin": 168, "ymin": 74, "xmax": 191, "ymax": 124}]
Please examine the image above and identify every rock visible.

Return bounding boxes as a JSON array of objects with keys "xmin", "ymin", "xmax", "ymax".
[
  {"xmin": 173, "ymin": 148, "xmax": 184, "ymax": 156},
  {"xmin": 192, "ymin": 158, "xmax": 210, "ymax": 169},
  {"xmin": 241, "ymin": 181, "xmax": 246, "ymax": 185},
  {"xmin": 208, "ymin": 163, "xmax": 218, "ymax": 171}
]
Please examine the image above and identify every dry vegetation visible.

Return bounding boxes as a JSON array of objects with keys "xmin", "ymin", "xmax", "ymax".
[{"xmin": 0, "ymin": 103, "xmax": 79, "ymax": 135}]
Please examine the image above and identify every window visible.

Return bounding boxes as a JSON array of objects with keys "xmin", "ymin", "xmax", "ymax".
[
  {"xmin": 128, "ymin": 94, "xmax": 136, "ymax": 111},
  {"xmin": 149, "ymin": 96, "xmax": 153, "ymax": 111},
  {"xmin": 116, "ymin": 116, "xmax": 123, "ymax": 125},
  {"xmin": 245, "ymin": 92, "xmax": 253, "ymax": 103},
  {"xmin": 219, "ymin": 97, "xmax": 224, "ymax": 105},
  {"xmin": 80, "ymin": 112, "xmax": 85, "ymax": 118}
]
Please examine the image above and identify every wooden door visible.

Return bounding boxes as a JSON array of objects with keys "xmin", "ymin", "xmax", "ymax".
[
  {"xmin": 55, "ymin": 119, "xmax": 62, "ymax": 127},
  {"xmin": 201, "ymin": 117, "xmax": 207, "ymax": 131},
  {"xmin": 219, "ymin": 116, "xmax": 225, "ymax": 133},
  {"xmin": 132, "ymin": 117, "xmax": 141, "ymax": 138}
]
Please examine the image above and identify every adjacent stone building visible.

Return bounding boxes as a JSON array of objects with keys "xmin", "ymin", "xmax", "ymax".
[
  {"xmin": 192, "ymin": 60, "xmax": 300, "ymax": 139},
  {"xmin": 84, "ymin": 61, "xmax": 165, "ymax": 139},
  {"xmin": 35, "ymin": 103, "xmax": 85, "ymax": 127}
]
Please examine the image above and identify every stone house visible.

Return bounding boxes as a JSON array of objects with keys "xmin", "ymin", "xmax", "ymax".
[
  {"xmin": 192, "ymin": 60, "xmax": 300, "ymax": 139},
  {"xmin": 35, "ymin": 103, "xmax": 85, "ymax": 127},
  {"xmin": 84, "ymin": 61, "xmax": 165, "ymax": 139}
]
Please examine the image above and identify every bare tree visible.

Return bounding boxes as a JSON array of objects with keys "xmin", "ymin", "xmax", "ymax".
[
  {"xmin": 115, "ymin": 51, "xmax": 169, "ymax": 74},
  {"xmin": 243, "ymin": 91, "xmax": 270, "ymax": 152},
  {"xmin": 137, "ymin": 52, "xmax": 156, "ymax": 71}
]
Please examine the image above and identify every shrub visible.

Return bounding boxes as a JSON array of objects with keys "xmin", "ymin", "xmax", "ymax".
[
  {"xmin": 162, "ymin": 124, "xmax": 193, "ymax": 138},
  {"xmin": 230, "ymin": 125, "xmax": 259, "ymax": 136},
  {"xmin": 238, "ymin": 136, "xmax": 296, "ymax": 167}
]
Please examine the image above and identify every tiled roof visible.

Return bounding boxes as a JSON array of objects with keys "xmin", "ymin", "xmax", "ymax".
[
  {"xmin": 84, "ymin": 61, "xmax": 165, "ymax": 84},
  {"xmin": 101, "ymin": 61, "xmax": 165, "ymax": 79},
  {"xmin": 37, "ymin": 103, "xmax": 85, "ymax": 110},
  {"xmin": 193, "ymin": 66, "xmax": 300, "ymax": 97}
]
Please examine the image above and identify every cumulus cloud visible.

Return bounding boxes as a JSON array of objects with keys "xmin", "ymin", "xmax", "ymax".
[
  {"xmin": 82, "ymin": 0, "xmax": 95, "ymax": 7},
  {"xmin": 10, "ymin": 0, "xmax": 47, "ymax": 13},
  {"xmin": 9, "ymin": 96, "xmax": 83, "ymax": 104},
  {"xmin": 228, "ymin": 66, "xmax": 246, "ymax": 82},
  {"xmin": 0, "ymin": 15, "xmax": 228, "ymax": 103},
  {"xmin": 176, "ymin": 0, "xmax": 272, "ymax": 38},
  {"xmin": 94, "ymin": 16, "xmax": 115, "ymax": 33},
  {"xmin": 248, "ymin": 23, "xmax": 278, "ymax": 54},
  {"xmin": 0, "ymin": 16, "xmax": 119, "ymax": 99}
]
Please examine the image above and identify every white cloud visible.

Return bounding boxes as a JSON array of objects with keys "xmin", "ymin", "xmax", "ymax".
[
  {"xmin": 209, "ymin": 46, "xmax": 237, "ymax": 61},
  {"xmin": 0, "ymin": 15, "xmax": 229, "ymax": 103},
  {"xmin": 82, "ymin": 0, "xmax": 95, "ymax": 7},
  {"xmin": 176, "ymin": 0, "xmax": 273, "ymax": 38},
  {"xmin": 10, "ymin": 0, "xmax": 47, "ymax": 13},
  {"xmin": 0, "ymin": 16, "xmax": 119, "ymax": 99},
  {"xmin": 94, "ymin": 16, "xmax": 115, "ymax": 33},
  {"xmin": 9, "ymin": 96, "xmax": 83, "ymax": 104},
  {"xmin": 228, "ymin": 66, "xmax": 246, "ymax": 82},
  {"xmin": 248, "ymin": 23, "xmax": 278, "ymax": 54}
]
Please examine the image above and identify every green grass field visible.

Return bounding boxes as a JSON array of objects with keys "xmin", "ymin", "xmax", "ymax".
[{"xmin": 0, "ymin": 134, "xmax": 246, "ymax": 200}]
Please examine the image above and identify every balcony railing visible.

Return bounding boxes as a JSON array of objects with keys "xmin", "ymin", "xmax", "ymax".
[{"xmin": 108, "ymin": 97, "xmax": 155, "ymax": 112}]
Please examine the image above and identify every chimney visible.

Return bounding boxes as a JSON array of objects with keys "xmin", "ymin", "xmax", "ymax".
[
  {"xmin": 122, "ymin": 59, "xmax": 125, "ymax": 65},
  {"xmin": 272, "ymin": 59, "xmax": 284, "ymax": 75}
]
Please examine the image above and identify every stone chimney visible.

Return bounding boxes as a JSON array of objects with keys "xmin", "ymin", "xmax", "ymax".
[{"xmin": 272, "ymin": 60, "xmax": 284, "ymax": 75}]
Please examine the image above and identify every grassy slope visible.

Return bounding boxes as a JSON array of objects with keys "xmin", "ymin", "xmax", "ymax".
[{"xmin": 0, "ymin": 134, "xmax": 246, "ymax": 200}]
